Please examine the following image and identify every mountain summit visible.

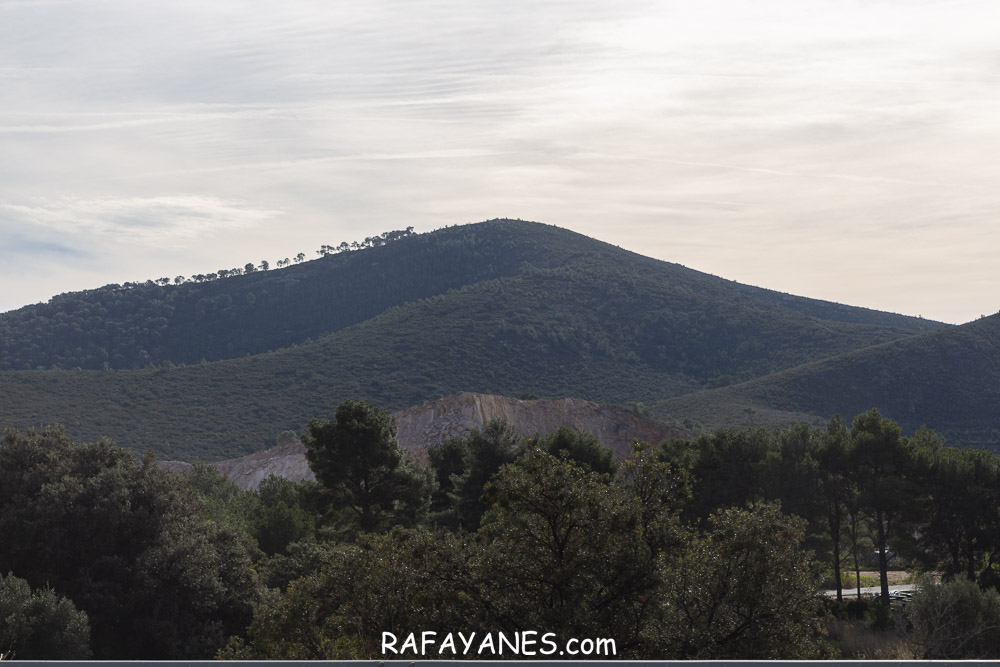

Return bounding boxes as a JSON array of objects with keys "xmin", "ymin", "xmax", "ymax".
[{"xmin": 0, "ymin": 219, "xmax": 961, "ymax": 459}]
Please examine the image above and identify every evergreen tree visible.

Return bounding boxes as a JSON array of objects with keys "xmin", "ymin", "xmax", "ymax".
[
  {"xmin": 0, "ymin": 427, "xmax": 260, "ymax": 659},
  {"xmin": 0, "ymin": 572, "xmax": 91, "ymax": 660},
  {"xmin": 537, "ymin": 425, "xmax": 618, "ymax": 476},
  {"xmin": 303, "ymin": 400, "xmax": 432, "ymax": 533},
  {"xmin": 849, "ymin": 408, "xmax": 918, "ymax": 605}
]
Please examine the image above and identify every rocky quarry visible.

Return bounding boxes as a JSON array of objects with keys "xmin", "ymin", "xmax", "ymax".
[{"xmin": 162, "ymin": 392, "xmax": 689, "ymax": 490}]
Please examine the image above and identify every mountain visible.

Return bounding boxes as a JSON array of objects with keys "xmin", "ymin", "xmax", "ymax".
[
  {"xmin": 658, "ymin": 313, "xmax": 1000, "ymax": 450},
  {"xmin": 1, "ymin": 224, "xmax": 537, "ymax": 370},
  {"xmin": 0, "ymin": 220, "xmax": 939, "ymax": 372},
  {"xmin": 0, "ymin": 220, "xmax": 947, "ymax": 460},
  {"xmin": 161, "ymin": 392, "xmax": 692, "ymax": 490}
]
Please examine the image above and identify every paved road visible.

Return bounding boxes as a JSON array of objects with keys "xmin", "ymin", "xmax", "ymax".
[{"xmin": 823, "ymin": 583, "xmax": 919, "ymax": 598}]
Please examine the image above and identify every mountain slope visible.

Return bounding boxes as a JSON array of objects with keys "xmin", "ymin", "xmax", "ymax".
[
  {"xmin": 0, "ymin": 261, "xmax": 947, "ymax": 459},
  {"xmin": 0, "ymin": 220, "xmax": 952, "ymax": 460},
  {"xmin": 0, "ymin": 220, "xmax": 941, "ymax": 371},
  {"xmin": 1, "ymin": 222, "xmax": 559, "ymax": 370},
  {"xmin": 658, "ymin": 313, "xmax": 1000, "ymax": 449}
]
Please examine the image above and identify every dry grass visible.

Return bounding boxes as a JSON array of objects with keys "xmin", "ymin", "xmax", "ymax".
[
  {"xmin": 826, "ymin": 619, "xmax": 916, "ymax": 659},
  {"xmin": 862, "ymin": 570, "xmax": 921, "ymax": 585},
  {"xmin": 841, "ymin": 572, "xmax": 881, "ymax": 588}
]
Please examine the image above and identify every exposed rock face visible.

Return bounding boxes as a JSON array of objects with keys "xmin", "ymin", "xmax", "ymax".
[
  {"xmin": 213, "ymin": 431, "xmax": 315, "ymax": 490},
  {"xmin": 162, "ymin": 393, "xmax": 689, "ymax": 490},
  {"xmin": 394, "ymin": 392, "xmax": 689, "ymax": 459},
  {"xmin": 159, "ymin": 431, "xmax": 316, "ymax": 490}
]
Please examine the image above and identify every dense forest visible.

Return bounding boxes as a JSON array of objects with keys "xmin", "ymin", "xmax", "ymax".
[
  {"xmin": 0, "ymin": 221, "xmax": 940, "ymax": 373},
  {"xmin": 3, "ymin": 220, "xmax": 979, "ymax": 462},
  {"xmin": 661, "ymin": 311, "xmax": 1000, "ymax": 450},
  {"xmin": 3, "ymin": 220, "xmax": 1000, "ymax": 659},
  {"xmin": 3, "ymin": 405, "xmax": 1000, "ymax": 660}
]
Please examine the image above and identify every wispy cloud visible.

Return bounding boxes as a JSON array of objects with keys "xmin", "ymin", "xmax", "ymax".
[
  {"xmin": 0, "ymin": 196, "xmax": 278, "ymax": 244},
  {"xmin": 1, "ymin": 0, "xmax": 999, "ymax": 322},
  {"xmin": 0, "ymin": 105, "xmax": 304, "ymax": 133},
  {"xmin": 2, "ymin": 235, "xmax": 86, "ymax": 257}
]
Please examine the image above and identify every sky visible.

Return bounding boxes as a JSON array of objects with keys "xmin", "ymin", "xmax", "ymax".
[{"xmin": 2, "ymin": 0, "xmax": 998, "ymax": 324}]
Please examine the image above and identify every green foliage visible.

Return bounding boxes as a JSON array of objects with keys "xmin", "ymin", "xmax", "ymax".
[
  {"xmin": 536, "ymin": 425, "xmax": 618, "ymax": 476},
  {"xmin": 913, "ymin": 444, "xmax": 1000, "ymax": 580},
  {"xmin": 475, "ymin": 447, "xmax": 687, "ymax": 653},
  {"xmin": 0, "ymin": 572, "xmax": 91, "ymax": 660},
  {"xmin": 0, "ymin": 220, "xmax": 950, "ymax": 461},
  {"xmin": 447, "ymin": 419, "xmax": 522, "ymax": 531},
  {"xmin": 183, "ymin": 465, "xmax": 317, "ymax": 556},
  {"xmin": 660, "ymin": 427, "xmax": 774, "ymax": 521},
  {"xmin": 224, "ymin": 529, "xmax": 469, "ymax": 659},
  {"xmin": 256, "ymin": 539, "xmax": 344, "ymax": 591},
  {"xmin": 186, "ymin": 462, "xmax": 260, "ymax": 544},
  {"xmin": 907, "ymin": 577, "xmax": 1000, "ymax": 658},
  {"xmin": 426, "ymin": 436, "xmax": 471, "ymax": 528},
  {"xmin": 814, "ymin": 414, "xmax": 854, "ymax": 601},
  {"xmin": 253, "ymin": 476, "xmax": 317, "ymax": 556},
  {"xmin": 660, "ymin": 312, "xmax": 1000, "ymax": 449},
  {"xmin": 651, "ymin": 504, "xmax": 826, "ymax": 658},
  {"xmin": 618, "ymin": 441, "xmax": 692, "ymax": 553},
  {"xmin": 850, "ymin": 408, "xmax": 919, "ymax": 602},
  {"xmin": 7, "ymin": 404, "xmax": 998, "ymax": 660},
  {"xmin": 0, "ymin": 227, "xmax": 422, "ymax": 371},
  {"xmin": 656, "ymin": 409, "xmax": 1000, "ymax": 625},
  {"xmin": 303, "ymin": 400, "xmax": 432, "ymax": 534},
  {"xmin": 221, "ymin": 553, "xmax": 362, "ymax": 659},
  {"xmin": 234, "ymin": 444, "xmax": 824, "ymax": 660},
  {"xmin": 0, "ymin": 427, "xmax": 260, "ymax": 659}
]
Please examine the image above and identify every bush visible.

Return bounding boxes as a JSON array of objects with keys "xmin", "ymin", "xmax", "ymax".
[
  {"xmin": 0, "ymin": 572, "xmax": 91, "ymax": 659},
  {"xmin": 0, "ymin": 427, "xmax": 261, "ymax": 659},
  {"xmin": 907, "ymin": 577, "xmax": 1000, "ymax": 658}
]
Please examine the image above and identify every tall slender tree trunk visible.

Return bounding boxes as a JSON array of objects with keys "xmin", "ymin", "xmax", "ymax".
[
  {"xmin": 849, "ymin": 509, "xmax": 863, "ymax": 600},
  {"xmin": 876, "ymin": 509, "xmax": 890, "ymax": 604},
  {"xmin": 967, "ymin": 537, "xmax": 977, "ymax": 581},
  {"xmin": 830, "ymin": 508, "xmax": 843, "ymax": 603}
]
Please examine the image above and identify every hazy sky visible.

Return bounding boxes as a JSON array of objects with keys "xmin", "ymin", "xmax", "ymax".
[{"xmin": 2, "ymin": 0, "xmax": 998, "ymax": 323}]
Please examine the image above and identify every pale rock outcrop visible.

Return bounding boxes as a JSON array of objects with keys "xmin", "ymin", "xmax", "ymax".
[
  {"xmin": 394, "ymin": 392, "xmax": 688, "ymax": 459},
  {"xmin": 162, "ymin": 393, "xmax": 689, "ymax": 490}
]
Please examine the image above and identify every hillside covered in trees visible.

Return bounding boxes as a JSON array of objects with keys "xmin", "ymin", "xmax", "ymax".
[
  {"xmin": 4, "ymin": 220, "xmax": 1000, "ymax": 660},
  {"xmin": 0, "ymin": 219, "xmax": 966, "ymax": 460},
  {"xmin": 1, "ymin": 220, "xmax": 939, "ymax": 373},
  {"xmin": 660, "ymin": 312, "xmax": 1000, "ymax": 449},
  {"xmin": 5, "ymin": 405, "xmax": 1000, "ymax": 660}
]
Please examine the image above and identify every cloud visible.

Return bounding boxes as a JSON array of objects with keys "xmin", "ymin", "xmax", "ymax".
[
  {"xmin": 0, "ymin": 0, "xmax": 999, "ymax": 323},
  {"xmin": 0, "ymin": 195, "xmax": 279, "ymax": 244},
  {"xmin": 0, "ymin": 105, "xmax": 302, "ymax": 134},
  {"xmin": 1, "ymin": 234, "xmax": 86, "ymax": 258}
]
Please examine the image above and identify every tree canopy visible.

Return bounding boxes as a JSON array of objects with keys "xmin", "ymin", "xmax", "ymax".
[
  {"xmin": 303, "ymin": 400, "xmax": 431, "ymax": 533},
  {"xmin": 0, "ymin": 572, "xmax": 91, "ymax": 660},
  {"xmin": 7, "ymin": 404, "xmax": 1000, "ymax": 660},
  {"xmin": 0, "ymin": 427, "xmax": 261, "ymax": 659}
]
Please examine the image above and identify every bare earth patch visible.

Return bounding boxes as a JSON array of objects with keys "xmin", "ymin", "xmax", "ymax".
[{"xmin": 857, "ymin": 571, "xmax": 912, "ymax": 584}]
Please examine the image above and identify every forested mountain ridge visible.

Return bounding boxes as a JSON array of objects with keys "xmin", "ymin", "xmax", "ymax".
[
  {"xmin": 0, "ymin": 219, "xmax": 942, "ymax": 371},
  {"xmin": 0, "ymin": 219, "xmax": 951, "ymax": 460},
  {"xmin": 658, "ymin": 312, "xmax": 1000, "ymax": 450},
  {"xmin": 1, "ymin": 221, "xmax": 562, "ymax": 370}
]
